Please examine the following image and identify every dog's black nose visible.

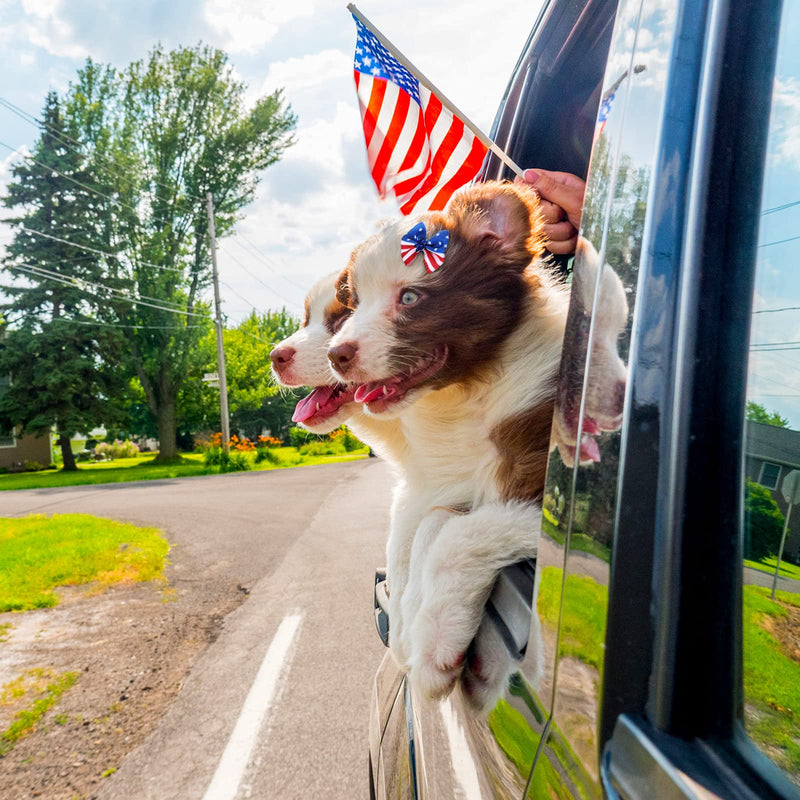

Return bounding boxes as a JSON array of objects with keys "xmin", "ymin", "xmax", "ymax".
[
  {"xmin": 270, "ymin": 345, "xmax": 295, "ymax": 374},
  {"xmin": 328, "ymin": 342, "xmax": 358, "ymax": 374}
]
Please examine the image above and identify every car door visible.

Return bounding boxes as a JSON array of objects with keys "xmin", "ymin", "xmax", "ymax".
[{"xmin": 527, "ymin": 0, "xmax": 800, "ymax": 798}]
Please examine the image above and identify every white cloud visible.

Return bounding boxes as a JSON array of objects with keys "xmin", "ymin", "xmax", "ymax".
[
  {"xmin": 260, "ymin": 49, "xmax": 351, "ymax": 96},
  {"xmin": 16, "ymin": 0, "xmax": 88, "ymax": 59},
  {"xmin": 285, "ymin": 101, "xmax": 362, "ymax": 176},
  {"xmin": 203, "ymin": 0, "xmax": 315, "ymax": 54},
  {"xmin": 770, "ymin": 77, "xmax": 800, "ymax": 166}
]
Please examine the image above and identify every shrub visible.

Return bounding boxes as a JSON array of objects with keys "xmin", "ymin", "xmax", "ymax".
[
  {"xmin": 94, "ymin": 440, "xmax": 140, "ymax": 460},
  {"xmin": 289, "ymin": 426, "xmax": 320, "ymax": 448},
  {"xmin": 219, "ymin": 450, "xmax": 252, "ymax": 473},
  {"xmin": 745, "ymin": 480, "xmax": 786, "ymax": 562},
  {"xmin": 23, "ymin": 461, "xmax": 46, "ymax": 472},
  {"xmin": 203, "ymin": 446, "xmax": 222, "ymax": 466},
  {"xmin": 204, "ymin": 447, "xmax": 253, "ymax": 472},
  {"xmin": 298, "ymin": 439, "xmax": 346, "ymax": 457},
  {"xmin": 255, "ymin": 447, "xmax": 281, "ymax": 464},
  {"xmin": 331, "ymin": 426, "xmax": 365, "ymax": 452}
]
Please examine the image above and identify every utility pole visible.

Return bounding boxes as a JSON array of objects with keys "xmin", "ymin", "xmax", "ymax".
[{"xmin": 207, "ymin": 193, "xmax": 231, "ymax": 452}]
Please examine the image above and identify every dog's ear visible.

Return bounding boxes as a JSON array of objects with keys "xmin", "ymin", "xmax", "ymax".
[
  {"xmin": 449, "ymin": 182, "xmax": 545, "ymax": 261},
  {"xmin": 335, "ymin": 262, "xmax": 356, "ymax": 310}
]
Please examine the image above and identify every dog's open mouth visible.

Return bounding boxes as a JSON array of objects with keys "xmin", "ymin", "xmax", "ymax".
[
  {"xmin": 564, "ymin": 416, "xmax": 602, "ymax": 463},
  {"xmin": 353, "ymin": 345, "xmax": 449, "ymax": 413},
  {"xmin": 292, "ymin": 384, "xmax": 355, "ymax": 425}
]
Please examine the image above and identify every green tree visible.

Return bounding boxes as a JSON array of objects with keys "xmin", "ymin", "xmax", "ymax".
[
  {"xmin": 67, "ymin": 44, "xmax": 295, "ymax": 461},
  {"xmin": 0, "ymin": 93, "xmax": 125, "ymax": 469},
  {"xmin": 744, "ymin": 479, "xmax": 786, "ymax": 561},
  {"xmin": 196, "ymin": 309, "xmax": 301, "ymax": 440},
  {"xmin": 746, "ymin": 401, "xmax": 790, "ymax": 428}
]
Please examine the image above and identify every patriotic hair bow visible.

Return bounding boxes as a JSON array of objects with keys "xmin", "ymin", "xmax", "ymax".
[{"xmin": 400, "ymin": 223, "xmax": 450, "ymax": 273}]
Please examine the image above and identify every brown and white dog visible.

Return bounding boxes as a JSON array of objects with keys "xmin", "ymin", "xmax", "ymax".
[
  {"xmin": 328, "ymin": 181, "xmax": 568, "ymax": 705},
  {"xmin": 273, "ymin": 180, "xmax": 628, "ymax": 709}
]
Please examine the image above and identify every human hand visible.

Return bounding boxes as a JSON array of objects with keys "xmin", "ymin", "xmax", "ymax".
[{"xmin": 519, "ymin": 169, "xmax": 587, "ymax": 255}]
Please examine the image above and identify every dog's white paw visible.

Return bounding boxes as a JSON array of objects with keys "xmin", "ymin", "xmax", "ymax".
[
  {"xmin": 408, "ymin": 599, "xmax": 480, "ymax": 699},
  {"xmin": 460, "ymin": 616, "xmax": 516, "ymax": 712}
]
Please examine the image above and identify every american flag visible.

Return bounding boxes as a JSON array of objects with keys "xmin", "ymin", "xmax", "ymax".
[
  {"xmin": 594, "ymin": 89, "xmax": 616, "ymax": 141},
  {"xmin": 352, "ymin": 16, "xmax": 488, "ymax": 215}
]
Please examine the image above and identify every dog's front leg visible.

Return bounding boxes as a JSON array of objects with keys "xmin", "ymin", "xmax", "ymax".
[
  {"xmin": 407, "ymin": 502, "xmax": 541, "ymax": 703},
  {"xmin": 385, "ymin": 482, "xmax": 429, "ymax": 669}
]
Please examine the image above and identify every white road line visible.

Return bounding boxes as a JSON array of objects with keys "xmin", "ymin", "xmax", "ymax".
[
  {"xmin": 202, "ymin": 611, "xmax": 304, "ymax": 800},
  {"xmin": 439, "ymin": 697, "xmax": 484, "ymax": 800}
]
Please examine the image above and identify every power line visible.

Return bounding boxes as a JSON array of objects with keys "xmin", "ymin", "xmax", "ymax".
[
  {"xmin": 6, "ymin": 262, "xmax": 212, "ymax": 319},
  {"xmin": 227, "ymin": 232, "xmax": 310, "ymax": 292},
  {"xmin": 43, "ymin": 316, "xmax": 205, "ymax": 330},
  {"xmin": 9, "ymin": 260, "xmax": 192, "ymax": 311},
  {"xmin": 0, "ymin": 95, "xmax": 205, "ymax": 206},
  {"xmin": 753, "ymin": 305, "xmax": 800, "ymax": 315},
  {"xmin": 762, "ymin": 199, "xmax": 800, "ymax": 216},
  {"xmin": 759, "ymin": 233, "xmax": 800, "ymax": 249},
  {"xmin": 0, "ymin": 137, "xmax": 141, "ymax": 216},
  {"xmin": 16, "ymin": 226, "xmax": 186, "ymax": 273},
  {"xmin": 752, "ymin": 339, "xmax": 800, "ymax": 347},
  {"xmin": 216, "ymin": 242, "xmax": 302, "ymax": 310}
]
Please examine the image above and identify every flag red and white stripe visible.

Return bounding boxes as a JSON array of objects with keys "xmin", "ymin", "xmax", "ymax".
[
  {"xmin": 350, "ymin": 10, "xmax": 498, "ymax": 215},
  {"xmin": 354, "ymin": 73, "xmax": 488, "ymax": 215}
]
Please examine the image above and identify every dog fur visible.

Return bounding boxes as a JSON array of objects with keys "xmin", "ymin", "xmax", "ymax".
[{"xmin": 328, "ymin": 182, "xmax": 569, "ymax": 705}]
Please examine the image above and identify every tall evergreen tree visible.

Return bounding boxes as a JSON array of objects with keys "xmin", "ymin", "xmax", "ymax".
[{"xmin": 0, "ymin": 92, "xmax": 125, "ymax": 469}]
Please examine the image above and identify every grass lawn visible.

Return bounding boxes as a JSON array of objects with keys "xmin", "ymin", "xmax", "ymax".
[
  {"xmin": 537, "ymin": 566, "xmax": 608, "ymax": 671},
  {"xmin": 742, "ymin": 585, "xmax": 800, "ymax": 778},
  {"xmin": 541, "ymin": 518, "xmax": 611, "ymax": 563},
  {"xmin": 0, "ymin": 513, "xmax": 170, "ymax": 611},
  {"xmin": 744, "ymin": 556, "xmax": 800, "ymax": 582},
  {"xmin": 0, "ymin": 447, "xmax": 369, "ymax": 492}
]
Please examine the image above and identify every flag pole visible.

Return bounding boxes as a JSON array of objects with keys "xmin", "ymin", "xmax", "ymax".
[{"xmin": 347, "ymin": 3, "xmax": 525, "ymax": 180}]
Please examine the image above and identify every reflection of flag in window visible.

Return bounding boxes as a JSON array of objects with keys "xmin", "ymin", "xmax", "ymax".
[
  {"xmin": 351, "ymin": 16, "xmax": 488, "ymax": 215},
  {"xmin": 594, "ymin": 90, "xmax": 616, "ymax": 142}
]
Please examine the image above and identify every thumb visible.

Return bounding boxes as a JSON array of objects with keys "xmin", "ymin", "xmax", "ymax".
[
  {"xmin": 523, "ymin": 169, "xmax": 570, "ymax": 206},
  {"xmin": 523, "ymin": 169, "xmax": 584, "ymax": 228}
]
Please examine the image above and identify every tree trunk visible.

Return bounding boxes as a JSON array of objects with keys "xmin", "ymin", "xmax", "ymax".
[
  {"xmin": 58, "ymin": 434, "xmax": 78, "ymax": 471},
  {"xmin": 154, "ymin": 395, "xmax": 178, "ymax": 462}
]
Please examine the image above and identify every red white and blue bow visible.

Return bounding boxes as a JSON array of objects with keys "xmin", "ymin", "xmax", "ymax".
[{"xmin": 400, "ymin": 223, "xmax": 450, "ymax": 273}]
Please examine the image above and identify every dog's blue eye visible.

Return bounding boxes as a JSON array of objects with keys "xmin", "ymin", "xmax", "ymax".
[{"xmin": 400, "ymin": 290, "xmax": 420, "ymax": 306}]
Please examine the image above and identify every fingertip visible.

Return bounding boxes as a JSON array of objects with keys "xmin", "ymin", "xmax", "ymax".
[{"xmin": 523, "ymin": 169, "xmax": 540, "ymax": 185}]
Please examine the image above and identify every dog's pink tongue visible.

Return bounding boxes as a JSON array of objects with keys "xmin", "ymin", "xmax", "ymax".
[
  {"xmin": 292, "ymin": 386, "xmax": 336, "ymax": 423},
  {"xmin": 354, "ymin": 383, "xmax": 397, "ymax": 404},
  {"xmin": 579, "ymin": 435, "xmax": 601, "ymax": 463}
]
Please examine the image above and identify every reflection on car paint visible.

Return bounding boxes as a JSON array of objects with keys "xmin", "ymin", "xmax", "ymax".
[{"xmin": 526, "ymin": 0, "xmax": 677, "ymax": 795}]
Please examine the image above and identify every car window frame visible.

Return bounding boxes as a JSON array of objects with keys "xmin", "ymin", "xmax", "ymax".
[{"xmin": 601, "ymin": 0, "xmax": 797, "ymax": 798}]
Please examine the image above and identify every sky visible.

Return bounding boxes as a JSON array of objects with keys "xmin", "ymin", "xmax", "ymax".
[
  {"xmin": 0, "ymin": 0, "xmax": 540, "ymax": 319},
  {"xmin": 2, "ymin": 0, "xmax": 799, "ymax": 430}
]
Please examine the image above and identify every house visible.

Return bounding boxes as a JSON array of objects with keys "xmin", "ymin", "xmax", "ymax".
[
  {"xmin": 0, "ymin": 375, "xmax": 53, "ymax": 470},
  {"xmin": 745, "ymin": 420, "xmax": 800, "ymax": 562},
  {"xmin": 0, "ymin": 428, "xmax": 53, "ymax": 470}
]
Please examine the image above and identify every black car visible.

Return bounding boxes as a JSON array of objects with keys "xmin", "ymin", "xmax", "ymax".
[{"xmin": 369, "ymin": 0, "xmax": 800, "ymax": 798}]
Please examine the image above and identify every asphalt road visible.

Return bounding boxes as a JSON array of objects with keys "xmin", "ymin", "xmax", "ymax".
[{"xmin": 1, "ymin": 459, "xmax": 392, "ymax": 800}]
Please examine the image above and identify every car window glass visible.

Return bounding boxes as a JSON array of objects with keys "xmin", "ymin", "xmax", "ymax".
[
  {"xmin": 526, "ymin": 0, "xmax": 678, "ymax": 794},
  {"xmin": 742, "ymin": 1, "xmax": 800, "ymax": 786}
]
